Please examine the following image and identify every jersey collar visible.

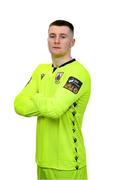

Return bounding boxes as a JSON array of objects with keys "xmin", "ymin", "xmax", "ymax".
[{"xmin": 52, "ymin": 59, "xmax": 76, "ymax": 72}]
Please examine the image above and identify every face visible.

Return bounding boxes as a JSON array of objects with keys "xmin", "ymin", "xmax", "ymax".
[{"xmin": 48, "ymin": 25, "xmax": 75, "ymax": 58}]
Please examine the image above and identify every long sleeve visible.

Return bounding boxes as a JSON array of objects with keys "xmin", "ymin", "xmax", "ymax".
[
  {"xmin": 14, "ymin": 64, "xmax": 44, "ymax": 117},
  {"xmin": 14, "ymin": 78, "xmax": 40, "ymax": 117}
]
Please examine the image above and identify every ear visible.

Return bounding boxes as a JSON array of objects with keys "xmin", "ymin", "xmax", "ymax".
[{"xmin": 71, "ymin": 38, "xmax": 75, "ymax": 47}]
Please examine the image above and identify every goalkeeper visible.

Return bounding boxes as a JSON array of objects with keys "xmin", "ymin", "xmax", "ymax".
[{"xmin": 14, "ymin": 20, "xmax": 91, "ymax": 180}]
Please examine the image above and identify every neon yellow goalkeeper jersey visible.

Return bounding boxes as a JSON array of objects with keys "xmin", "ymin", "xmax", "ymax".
[{"xmin": 14, "ymin": 59, "xmax": 91, "ymax": 170}]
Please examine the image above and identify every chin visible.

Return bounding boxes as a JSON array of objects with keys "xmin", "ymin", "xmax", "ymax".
[
  {"xmin": 51, "ymin": 51, "xmax": 66, "ymax": 58},
  {"xmin": 52, "ymin": 53, "xmax": 65, "ymax": 58}
]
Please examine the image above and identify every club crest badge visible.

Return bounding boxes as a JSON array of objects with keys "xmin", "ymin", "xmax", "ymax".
[{"xmin": 55, "ymin": 72, "xmax": 64, "ymax": 84}]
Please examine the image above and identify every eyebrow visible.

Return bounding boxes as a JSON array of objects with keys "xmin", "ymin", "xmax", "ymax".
[
  {"xmin": 49, "ymin": 33, "xmax": 67, "ymax": 35},
  {"xmin": 60, "ymin": 33, "xmax": 67, "ymax": 36}
]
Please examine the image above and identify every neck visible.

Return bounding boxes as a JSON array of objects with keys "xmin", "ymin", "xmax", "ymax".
[{"xmin": 52, "ymin": 54, "xmax": 73, "ymax": 67}]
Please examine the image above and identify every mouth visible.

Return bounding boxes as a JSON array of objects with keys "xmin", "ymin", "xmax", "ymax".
[{"xmin": 52, "ymin": 47, "xmax": 61, "ymax": 49}]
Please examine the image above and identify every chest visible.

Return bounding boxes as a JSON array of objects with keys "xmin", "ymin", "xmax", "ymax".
[{"xmin": 38, "ymin": 68, "xmax": 65, "ymax": 96}]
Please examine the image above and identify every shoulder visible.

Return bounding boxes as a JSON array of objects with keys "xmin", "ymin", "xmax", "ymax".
[
  {"xmin": 73, "ymin": 60, "xmax": 91, "ymax": 91},
  {"xmin": 32, "ymin": 63, "xmax": 51, "ymax": 76},
  {"xmin": 70, "ymin": 60, "xmax": 91, "ymax": 81},
  {"xmin": 75, "ymin": 60, "xmax": 90, "ymax": 73},
  {"xmin": 34, "ymin": 63, "xmax": 51, "ymax": 72}
]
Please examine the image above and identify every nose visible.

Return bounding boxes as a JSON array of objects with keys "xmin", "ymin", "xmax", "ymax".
[{"xmin": 54, "ymin": 36, "xmax": 60, "ymax": 44}]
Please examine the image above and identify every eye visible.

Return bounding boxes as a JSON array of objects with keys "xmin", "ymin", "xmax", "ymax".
[
  {"xmin": 49, "ymin": 34, "xmax": 56, "ymax": 38},
  {"xmin": 61, "ymin": 36, "xmax": 66, "ymax": 39},
  {"xmin": 60, "ymin": 35, "xmax": 66, "ymax": 39}
]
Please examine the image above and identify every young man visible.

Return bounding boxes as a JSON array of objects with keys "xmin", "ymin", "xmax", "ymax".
[{"xmin": 14, "ymin": 20, "xmax": 91, "ymax": 179}]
